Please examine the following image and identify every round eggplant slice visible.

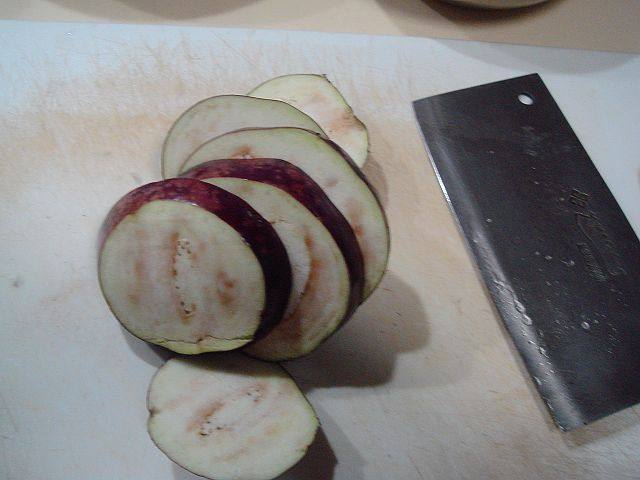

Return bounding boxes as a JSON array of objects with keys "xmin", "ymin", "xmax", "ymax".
[
  {"xmin": 185, "ymin": 172, "xmax": 352, "ymax": 360},
  {"xmin": 181, "ymin": 127, "xmax": 389, "ymax": 299},
  {"xmin": 249, "ymin": 74, "xmax": 369, "ymax": 167},
  {"xmin": 162, "ymin": 95, "xmax": 324, "ymax": 179},
  {"xmin": 98, "ymin": 178, "xmax": 291, "ymax": 353},
  {"xmin": 183, "ymin": 158, "xmax": 363, "ymax": 313},
  {"xmin": 147, "ymin": 353, "xmax": 319, "ymax": 480}
]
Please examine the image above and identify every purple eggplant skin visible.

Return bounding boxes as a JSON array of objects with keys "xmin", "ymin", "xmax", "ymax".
[
  {"xmin": 99, "ymin": 177, "xmax": 292, "ymax": 338},
  {"xmin": 181, "ymin": 158, "xmax": 365, "ymax": 322}
]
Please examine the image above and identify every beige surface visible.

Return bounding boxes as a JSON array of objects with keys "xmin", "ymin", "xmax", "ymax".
[{"xmin": 4, "ymin": 0, "xmax": 640, "ymax": 53}]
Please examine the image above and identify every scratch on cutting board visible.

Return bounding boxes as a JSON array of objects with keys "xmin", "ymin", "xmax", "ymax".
[
  {"xmin": 211, "ymin": 32, "xmax": 258, "ymax": 70},
  {"xmin": 0, "ymin": 391, "xmax": 19, "ymax": 434},
  {"xmin": 0, "ymin": 446, "xmax": 10, "ymax": 480},
  {"xmin": 178, "ymin": 34, "xmax": 203, "ymax": 63},
  {"xmin": 607, "ymin": 438, "xmax": 636, "ymax": 467},
  {"xmin": 408, "ymin": 454, "xmax": 426, "ymax": 480},
  {"xmin": 453, "ymin": 298, "xmax": 463, "ymax": 316},
  {"xmin": 90, "ymin": 35, "xmax": 129, "ymax": 48}
]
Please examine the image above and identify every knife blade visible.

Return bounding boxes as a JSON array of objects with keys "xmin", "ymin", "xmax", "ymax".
[{"xmin": 413, "ymin": 74, "xmax": 640, "ymax": 430}]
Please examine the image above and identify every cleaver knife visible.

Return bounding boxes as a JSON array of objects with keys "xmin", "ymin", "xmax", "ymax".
[{"xmin": 413, "ymin": 74, "xmax": 640, "ymax": 430}]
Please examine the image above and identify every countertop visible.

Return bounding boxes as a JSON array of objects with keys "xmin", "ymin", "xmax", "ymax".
[{"xmin": 4, "ymin": 0, "xmax": 640, "ymax": 54}]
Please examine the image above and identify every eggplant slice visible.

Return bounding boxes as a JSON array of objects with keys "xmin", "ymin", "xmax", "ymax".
[
  {"xmin": 147, "ymin": 353, "xmax": 319, "ymax": 480},
  {"xmin": 181, "ymin": 127, "xmax": 389, "ymax": 299},
  {"xmin": 183, "ymin": 162, "xmax": 355, "ymax": 360},
  {"xmin": 249, "ymin": 74, "xmax": 369, "ymax": 167},
  {"xmin": 162, "ymin": 95, "xmax": 324, "ymax": 178},
  {"xmin": 99, "ymin": 178, "xmax": 291, "ymax": 353}
]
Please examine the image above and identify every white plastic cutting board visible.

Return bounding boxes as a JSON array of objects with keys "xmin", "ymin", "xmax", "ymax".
[{"xmin": 1, "ymin": 21, "xmax": 639, "ymax": 480}]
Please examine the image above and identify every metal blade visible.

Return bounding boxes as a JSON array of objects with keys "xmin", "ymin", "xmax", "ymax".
[{"xmin": 413, "ymin": 74, "xmax": 640, "ymax": 430}]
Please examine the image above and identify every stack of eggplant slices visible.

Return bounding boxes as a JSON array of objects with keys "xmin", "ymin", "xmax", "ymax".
[{"xmin": 98, "ymin": 74, "xmax": 390, "ymax": 480}]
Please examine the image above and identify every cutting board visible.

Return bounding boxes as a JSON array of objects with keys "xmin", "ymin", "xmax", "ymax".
[{"xmin": 1, "ymin": 21, "xmax": 639, "ymax": 480}]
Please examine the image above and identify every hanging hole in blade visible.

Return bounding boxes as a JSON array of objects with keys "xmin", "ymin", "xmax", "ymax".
[{"xmin": 518, "ymin": 93, "xmax": 534, "ymax": 106}]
